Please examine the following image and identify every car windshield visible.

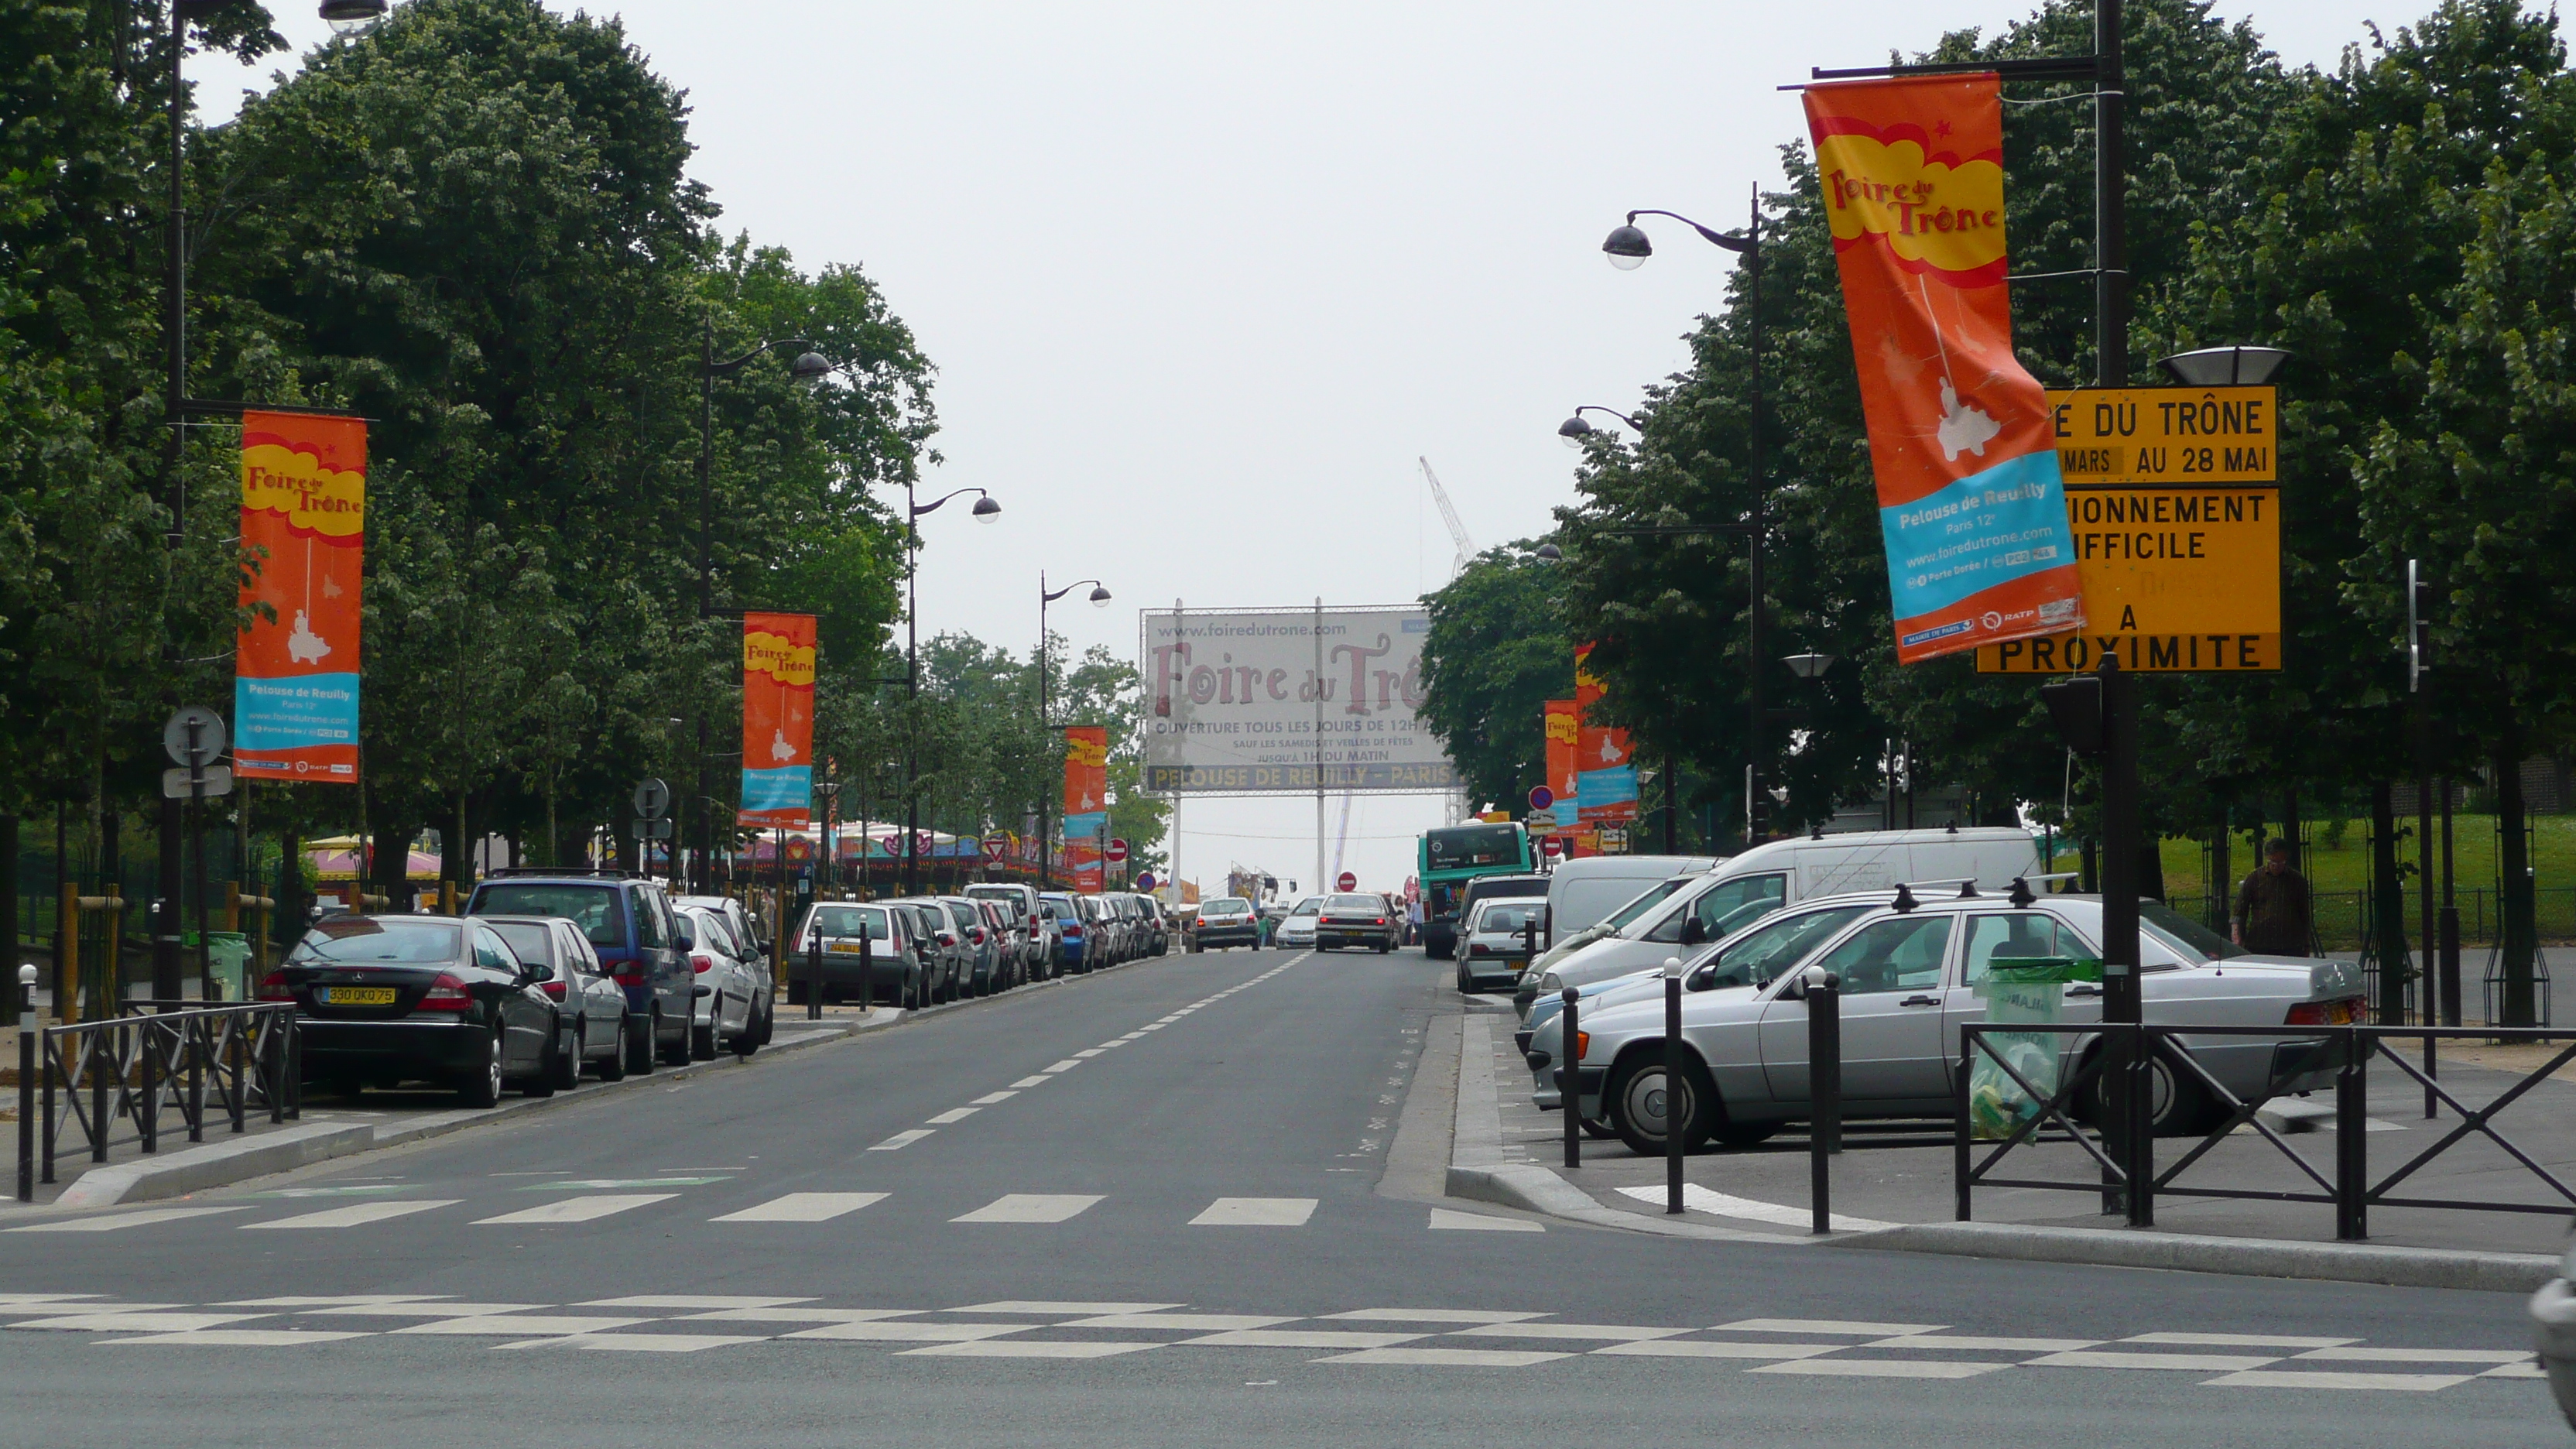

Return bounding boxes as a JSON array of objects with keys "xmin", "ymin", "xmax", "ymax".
[
  {"xmin": 1325, "ymin": 895, "xmax": 1378, "ymax": 913},
  {"xmin": 1287, "ymin": 898, "xmax": 1322, "ymax": 917},
  {"xmin": 484, "ymin": 921, "xmax": 554, "ymax": 966},
  {"xmin": 287, "ymin": 918, "xmax": 461, "ymax": 964},
  {"xmin": 1207, "ymin": 899, "xmax": 1250, "ymax": 914},
  {"xmin": 811, "ymin": 905, "xmax": 891, "ymax": 940},
  {"xmin": 1695, "ymin": 906, "xmax": 1873, "ymax": 989},
  {"xmin": 2140, "ymin": 899, "xmax": 2250, "ymax": 961},
  {"xmin": 474, "ymin": 884, "xmax": 626, "ymax": 948},
  {"xmin": 1473, "ymin": 903, "xmax": 1540, "ymax": 934},
  {"xmin": 1601, "ymin": 877, "xmax": 1694, "ymax": 931}
]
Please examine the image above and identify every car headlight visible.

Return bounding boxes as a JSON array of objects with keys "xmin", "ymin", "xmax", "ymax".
[{"xmin": 1537, "ymin": 973, "xmax": 1561, "ymax": 995}]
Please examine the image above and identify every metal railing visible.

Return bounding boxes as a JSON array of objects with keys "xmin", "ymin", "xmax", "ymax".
[
  {"xmin": 15, "ymin": 1001, "xmax": 299, "ymax": 1201},
  {"xmin": 1955, "ymin": 1021, "xmax": 2576, "ymax": 1240}
]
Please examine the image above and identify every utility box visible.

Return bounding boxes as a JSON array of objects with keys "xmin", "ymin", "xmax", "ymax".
[
  {"xmin": 1968, "ymin": 956, "xmax": 2102, "ymax": 1139},
  {"xmin": 204, "ymin": 931, "xmax": 251, "ymax": 1002}
]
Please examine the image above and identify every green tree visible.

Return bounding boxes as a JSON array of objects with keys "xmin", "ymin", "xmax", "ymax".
[{"xmin": 1416, "ymin": 543, "xmax": 1567, "ymax": 814}]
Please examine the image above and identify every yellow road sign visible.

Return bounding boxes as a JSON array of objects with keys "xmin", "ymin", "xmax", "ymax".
[
  {"xmin": 2047, "ymin": 386, "xmax": 2276, "ymax": 485},
  {"xmin": 1976, "ymin": 482, "xmax": 2282, "ymax": 673}
]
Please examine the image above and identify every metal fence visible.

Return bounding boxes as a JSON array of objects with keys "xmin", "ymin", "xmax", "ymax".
[
  {"xmin": 2165, "ymin": 887, "xmax": 2576, "ymax": 951},
  {"xmin": 1955, "ymin": 1020, "xmax": 2576, "ymax": 1240},
  {"xmin": 15, "ymin": 1002, "xmax": 298, "ymax": 1201}
]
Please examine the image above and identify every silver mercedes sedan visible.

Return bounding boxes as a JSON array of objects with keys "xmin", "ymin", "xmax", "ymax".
[{"xmin": 1523, "ymin": 887, "xmax": 2365, "ymax": 1156}]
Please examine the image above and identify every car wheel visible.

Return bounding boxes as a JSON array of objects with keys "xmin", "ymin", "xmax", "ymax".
[
  {"xmin": 457, "ymin": 1020, "xmax": 505, "ymax": 1108},
  {"xmin": 735, "ymin": 1002, "xmax": 764, "ymax": 1060},
  {"xmin": 596, "ymin": 1013, "xmax": 629, "ymax": 1081},
  {"xmin": 1455, "ymin": 964, "xmax": 1471, "ymax": 994},
  {"xmin": 2078, "ymin": 1045, "xmax": 2216, "ymax": 1136},
  {"xmin": 549, "ymin": 1018, "xmax": 583, "ymax": 1091},
  {"xmin": 628, "ymin": 1010, "xmax": 659, "ymax": 1075},
  {"xmin": 1581, "ymin": 1117, "xmax": 1617, "ymax": 1141},
  {"xmin": 1606, "ymin": 1051, "xmax": 1716, "ymax": 1157},
  {"xmin": 690, "ymin": 1004, "xmax": 719, "ymax": 1061},
  {"xmin": 1377, "ymin": 940, "xmax": 1391, "ymax": 954},
  {"xmin": 658, "ymin": 1006, "xmax": 691, "ymax": 1067}
]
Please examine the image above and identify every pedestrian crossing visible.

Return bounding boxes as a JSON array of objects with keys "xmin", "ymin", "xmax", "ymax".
[{"xmin": 0, "ymin": 1292, "xmax": 2537, "ymax": 1390}]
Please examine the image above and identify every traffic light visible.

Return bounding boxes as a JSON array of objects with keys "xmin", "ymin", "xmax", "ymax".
[
  {"xmin": 2039, "ymin": 674, "xmax": 2105, "ymax": 755},
  {"xmin": 2406, "ymin": 557, "xmax": 2434, "ymax": 694}
]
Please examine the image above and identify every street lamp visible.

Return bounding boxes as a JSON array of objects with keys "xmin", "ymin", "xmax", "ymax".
[
  {"xmin": 1602, "ymin": 192, "xmax": 1772, "ymax": 844},
  {"xmin": 1558, "ymin": 406, "xmax": 1643, "ymax": 449},
  {"xmin": 319, "ymin": 0, "xmax": 389, "ymax": 34},
  {"xmin": 2157, "ymin": 345, "xmax": 2289, "ymax": 387},
  {"xmin": 1533, "ymin": 543, "xmax": 1564, "ymax": 564},
  {"xmin": 1035, "ymin": 574, "xmax": 1112, "ymax": 890},
  {"xmin": 1783, "ymin": 651, "xmax": 1837, "ymax": 680},
  {"xmin": 899, "ymin": 485, "xmax": 1003, "ymax": 893}
]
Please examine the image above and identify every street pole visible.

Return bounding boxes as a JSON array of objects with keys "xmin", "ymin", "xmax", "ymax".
[
  {"xmin": 153, "ymin": 0, "xmax": 193, "ymax": 1005},
  {"xmin": 1742, "ymin": 183, "xmax": 1768, "ymax": 848},
  {"xmin": 1038, "ymin": 573, "xmax": 1052, "ymax": 891},
  {"xmin": 2098, "ymin": 654, "xmax": 2142, "ymax": 1221},
  {"xmin": 694, "ymin": 316, "xmax": 714, "ymax": 895},
  {"xmin": 905, "ymin": 479, "xmax": 920, "ymax": 897}
]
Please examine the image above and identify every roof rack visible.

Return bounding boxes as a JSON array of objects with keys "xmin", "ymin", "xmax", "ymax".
[{"xmin": 481, "ymin": 866, "xmax": 639, "ymax": 881}]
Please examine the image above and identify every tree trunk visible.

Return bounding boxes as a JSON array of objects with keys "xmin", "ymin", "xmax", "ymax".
[
  {"xmin": 2208, "ymin": 805, "xmax": 2232, "ymax": 935},
  {"xmin": 1, "ymin": 810, "xmax": 16, "ymax": 1028},
  {"xmin": 2499, "ymin": 748, "xmax": 2539, "ymax": 1027},
  {"xmin": 2079, "ymin": 836, "xmax": 2098, "ymax": 894},
  {"xmin": 2139, "ymin": 831, "xmax": 2166, "ymax": 903},
  {"xmin": 278, "ymin": 826, "xmax": 303, "ymax": 939},
  {"xmin": 2281, "ymin": 788, "xmax": 2302, "ymax": 872},
  {"xmin": 2369, "ymin": 780, "xmax": 2411, "ymax": 1023}
]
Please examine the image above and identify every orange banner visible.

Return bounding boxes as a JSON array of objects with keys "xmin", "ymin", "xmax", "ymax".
[
  {"xmin": 1063, "ymin": 725, "xmax": 1108, "ymax": 817},
  {"xmin": 739, "ymin": 611, "xmax": 816, "ymax": 827},
  {"xmin": 1544, "ymin": 699, "xmax": 1578, "ymax": 810},
  {"xmin": 1804, "ymin": 75, "xmax": 2084, "ymax": 663},
  {"xmin": 1569, "ymin": 646, "xmax": 1636, "ymax": 822},
  {"xmin": 234, "ymin": 412, "xmax": 366, "ymax": 783}
]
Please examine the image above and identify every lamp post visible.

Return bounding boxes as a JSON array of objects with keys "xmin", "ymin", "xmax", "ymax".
[
  {"xmin": 899, "ymin": 485, "xmax": 1002, "ymax": 893},
  {"xmin": 1036, "ymin": 574, "xmax": 1111, "ymax": 890},
  {"xmin": 1557, "ymin": 407, "xmax": 1643, "ymax": 447},
  {"xmin": 1601, "ymin": 192, "xmax": 1771, "ymax": 844}
]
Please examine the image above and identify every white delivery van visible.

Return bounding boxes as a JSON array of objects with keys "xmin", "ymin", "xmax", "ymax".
[
  {"xmin": 1533, "ymin": 827, "xmax": 2043, "ymax": 996},
  {"xmin": 1544, "ymin": 855, "xmax": 1718, "ymax": 947}
]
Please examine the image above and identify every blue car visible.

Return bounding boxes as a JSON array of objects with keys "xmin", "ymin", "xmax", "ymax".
[
  {"xmin": 468, "ymin": 870, "xmax": 694, "ymax": 1074},
  {"xmin": 1041, "ymin": 892, "xmax": 1092, "ymax": 974}
]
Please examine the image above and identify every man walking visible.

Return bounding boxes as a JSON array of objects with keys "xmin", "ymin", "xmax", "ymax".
[{"xmin": 2235, "ymin": 838, "xmax": 2314, "ymax": 956}]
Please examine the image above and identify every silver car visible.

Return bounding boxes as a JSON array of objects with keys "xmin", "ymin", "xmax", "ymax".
[
  {"xmin": 1458, "ymin": 897, "xmax": 1544, "ymax": 993},
  {"xmin": 1525, "ymin": 889, "xmax": 2364, "ymax": 1156}
]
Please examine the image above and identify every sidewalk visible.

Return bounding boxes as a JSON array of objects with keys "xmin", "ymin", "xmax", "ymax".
[{"xmin": 1449, "ymin": 996, "xmax": 2574, "ymax": 1290}]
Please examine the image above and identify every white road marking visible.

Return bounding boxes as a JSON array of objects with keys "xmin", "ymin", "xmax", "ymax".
[
  {"xmin": 1617, "ymin": 1184, "xmax": 1893, "ymax": 1231},
  {"xmin": 710, "ymin": 1193, "xmax": 887, "ymax": 1224},
  {"xmin": 1716, "ymin": 1317, "xmax": 1944, "ymax": 1336},
  {"xmin": 11, "ymin": 1312, "xmax": 270, "ymax": 1333},
  {"xmin": 1044, "ymin": 1060, "xmax": 1082, "ymax": 1071},
  {"xmin": 680, "ymin": 1307, "xmax": 923, "ymax": 1323},
  {"xmin": 305, "ymin": 1302, "xmax": 550, "ymax": 1317},
  {"xmin": 869, "ymin": 1129, "xmax": 934, "ymax": 1151},
  {"xmin": 1427, "ymin": 1209, "xmax": 1542, "ymax": 1232},
  {"xmin": 2293, "ymin": 1346, "xmax": 2533, "ymax": 1364},
  {"xmin": 1190, "ymin": 1197, "xmax": 1316, "ymax": 1227},
  {"xmin": 104, "ymin": 1329, "xmax": 375, "ymax": 1347},
  {"xmin": 925, "ymin": 1108, "xmax": 979, "ymax": 1125},
  {"xmin": 1595, "ymin": 1340, "xmax": 1847, "ymax": 1359},
  {"xmin": 579, "ymin": 1296, "xmax": 816, "ymax": 1309},
  {"xmin": 1057, "ymin": 1313, "xmax": 1295, "ymax": 1331},
  {"xmin": 1074, "ymin": 1049, "xmax": 1105, "ymax": 1058},
  {"xmin": 783, "ymin": 1321, "xmax": 1032, "ymax": 1341},
  {"xmin": 1322, "ymin": 1309, "xmax": 1550, "ymax": 1324},
  {"xmin": 903, "ymin": 1340, "xmax": 1161, "ymax": 1358},
  {"xmin": 1315, "ymin": 1348, "xmax": 1568, "ymax": 1367},
  {"xmin": 1868, "ymin": 1334, "xmax": 2103, "ymax": 1352},
  {"xmin": 2026, "ymin": 1350, "xmax": 2281, "ymax": 1372},
  {"xmin": 2204, "ymin": 1369, "xmax": 2474, "ymax": 1392},
  {"xmin": 1451, "ymin": 1322, "xmax": 1687, "ymax": 1342},
  {"xmin": 1009, "ymin": 1076, "xmax": 1051, "ymax": 1088},
  {"xmin": 2124, "ymin": 1332, "xmax": 2358, "ymax": 1348},
  {"xmin": 242, "ymin": 1200, "xmax": 458, "ymax": 1230},
  {"xmin": 1118, "ymin": 1033, "xmax": 1147, "ymax": 1041},
  {"xmin": 1183, "ymin": 1330, "xmax": 1427, "ymax": 1349},
  {"xmin": 953, "ymin": 1194, "xmax": 1104, "ymax": 1224},
  {"xmin": 218, "ymin": 1295, "xmax": 449, "ymax": 1307},
  {"xmin": 9, "ymin": 1207, "xmax": 247, "ymax": 1233},
  {"xmin": 0, "ymin": 1294, "xmax": 103, "ymax": 1307},
  {"xmin": 2484, "ymin": 1362, "xmax": 2548, "ymax": 1378},
  {"xmin": 1750, "ymin": 1358, "xmax": 2006, "ymax": 1379},
  {"xmin": 530, "ymin": 1334, "xmax": 771, "ymax": 1353},
  {"xmin": 970, "ymin": 1091, "xmax": 1019, "ymax": 1104},
  {"xmin": 474, "ymin": 1194, "xmax": 675, "ymax": 1225},
  {"xmin": 394, "ymin": 1315, "xmax": 652, "ymax": 1336},
  {"xmin": 954, "ymin": 1301, "xmax": 1185, "ymax": 1315}
]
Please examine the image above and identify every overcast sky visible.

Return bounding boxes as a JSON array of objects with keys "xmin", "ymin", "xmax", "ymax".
[{"xmin": 218, "ymin": 1, "xmax": 2395, "ymax": 896}]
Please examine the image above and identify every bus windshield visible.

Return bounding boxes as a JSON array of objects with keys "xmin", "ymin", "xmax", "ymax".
[{"xmin": 1423, "ymin": 824, "xmax": 1526, "ymax": 873}]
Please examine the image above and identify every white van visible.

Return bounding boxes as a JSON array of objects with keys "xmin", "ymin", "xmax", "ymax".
[
  {"xmin": 1545, "ymin": 855, "xmax": 1718, "ymax": 947},
  {"xmin": 1531, "ymin": 828, "xmax": 2043, "ymax": 1000}
]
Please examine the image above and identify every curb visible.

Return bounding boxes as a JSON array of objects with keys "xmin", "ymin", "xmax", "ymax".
[{"xmin": 1831, "ymin": 1221, "xmax": 2561, "ymax": 1294}]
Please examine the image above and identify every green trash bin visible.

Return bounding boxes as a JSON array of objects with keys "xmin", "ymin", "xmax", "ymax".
[
  {"xmin": 1968, "ymin": 956, "xmax": 2102, "ymax": 1139},
  {"xmin": 204, "ymin": 931, "xmax": 251, "ymax": 1003}
]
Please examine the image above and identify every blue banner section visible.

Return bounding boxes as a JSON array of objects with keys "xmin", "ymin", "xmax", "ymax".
[
  {"xmin": 1575, "ymin": 765, "xmax": 1638, "ymax": 812},
  {"xmin": 235, "ymin": 673, "xmax": 358, "ymax": 752},
  {"xmin": 741, "ymin": 765, "xmax": 812, "ymax": 814},
  {"xmin": 1876, "ymin": 450, "xmax": 2073, "ymax": 622},
  {"xmin": 1061, "ymin": 810, "xmax": 1108, "ymax": 838}
]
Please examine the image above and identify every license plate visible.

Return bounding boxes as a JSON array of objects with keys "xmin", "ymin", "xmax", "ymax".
[
  {"xmin": 2327, "ymin": 999, "xmax": 2361, "ymax": 1024},
  {"xmin": 827, "ymin": 941, "xmax": 870, "ymax": 954},
  {"xmin": 324, "ymin": 986, "xmax": 397, "ymax": 1006}
]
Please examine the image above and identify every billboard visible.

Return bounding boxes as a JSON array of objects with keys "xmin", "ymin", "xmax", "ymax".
[
  {"xmin": 738, "ymin": 611, "xmax": 816, "ymax": 827},
  {"xmin": 1141, "ymin": 607, "xmax": 1453, "ymax": 793},
  {"xmin": 234, "ymin": 411, "xmax": 365, "ymax": 783},
  {"xmin": 1571, "ymin": 643, "xmax": 1638, "ymax": 823},
  {"xmin": 1803, "ymin": 74, "xmax": 2085, "ymax": 663}
]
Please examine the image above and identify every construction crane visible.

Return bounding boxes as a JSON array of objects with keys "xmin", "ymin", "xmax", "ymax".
[{"xmin": 1419, "ymin": 457, "xmax": 1475, "ymax": 579}]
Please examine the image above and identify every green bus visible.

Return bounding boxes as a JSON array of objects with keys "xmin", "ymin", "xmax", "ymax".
[{"xmin": 1418, "ymin": 820, "xmax": 1535, "ymax": 960}]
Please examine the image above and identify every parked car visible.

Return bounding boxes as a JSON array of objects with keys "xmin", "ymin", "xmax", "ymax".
[
  {"xmin": 264, "ymin": 914, "xmax": 563, "ymax": 1106},
  {"xmin": 1084, "ymin": 893, "xmax": 1130, "ymax": 962},
  {"xmin": 1194, "ymin": 896, "xmax": 1261, "ymax": 951},
  {"xmin": 1315, "ymin": 892, "xmax": 1398, "ymax": 953},
  {"xmin": 1524, "ymin": 888, "xmax": 2365, "ymax": 1156},
  {"xmin": 1457, "ymin": 897, "xmax": 1543, "ymax": 992},
  {"xmin": 1135, "ymin": 896, "xmax": 1170, "ymax": 956},
  {"xmin": 1278, "ymin": 896, "xmax": 1324, "ymax": 948},
  {"xmin": 790, "ymin": 900, "xmax": 926, "ymax": 1007},
  {"xmin": 1545, "ymin": 855, "xmax": 1721, "ymax": 949},
  {"xmin": 1041, "ymin": 892, "xmax": 1094, "ymax": 972},
  {"xmin": 1519, "ymin": 872, "xmax": 1711, "ymax": 1015},
  {"xmin": 675, "ymin": 893, "xmax": 767, "ymax": 976},
  {"xmin": 481, "ymin": 914, "xmax": 630, "ymax": 1084},
  {"xmin": 968, "ymin": 882, "xmax": 1048, "ymax": 979},
  {"xmin": 892, "ymin": 899, "xmax": 966, "ymax": 1002},
  {"xmin": 468, "ymin": 870, "xmax": 694, "ymax": 1071},
  {"xmin": 677, "ymin": 903, "xmax": 767, "ymax": 1059}
]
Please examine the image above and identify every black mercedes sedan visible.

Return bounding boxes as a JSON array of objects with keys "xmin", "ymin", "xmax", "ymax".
[{"xmin": 259, "ymin": 914, "xmax": 560, "ymax": 1107}]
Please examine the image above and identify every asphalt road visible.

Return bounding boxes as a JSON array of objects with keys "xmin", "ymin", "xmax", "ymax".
[{"xmin": 2, "ymin": 945, "xmax": 2562, "ymax": 1447}]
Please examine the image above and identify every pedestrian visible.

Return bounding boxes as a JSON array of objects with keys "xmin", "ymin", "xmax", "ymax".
[{"xmin": 2234, "ymin": 837, "xmax": 2314, "ymax": 956}]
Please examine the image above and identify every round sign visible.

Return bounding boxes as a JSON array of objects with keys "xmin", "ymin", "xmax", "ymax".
[
  {"xmin": 1527, "ymin": 785, "xmax": 1553, "ymax": 811},
  {"xmin": 163, "ymin": 706, "xmax": 228, "ymax": 768},
  {"xmin": 1338, "ymin": 871, "xmax": 1357, "ymax": 892},
  {"xmin": 632, "ymin": 777, "xmax": 672, "ymax": 820},
  {"xmin": 1106, "ymin": 838, "xmax": 1129, "ymax": 865},
  {"xmin": 1541, "ymin": 838, "xmax": 1563, "ymax": 857},
  {"xmin": 1136, "ymin": 871, "xmax": 1157, "ymax": 891}
]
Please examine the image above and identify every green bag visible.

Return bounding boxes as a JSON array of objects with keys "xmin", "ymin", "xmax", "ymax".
[{"xmin": 1968, "ymin": 957, "xmax": 2102, "ymax": 1139}]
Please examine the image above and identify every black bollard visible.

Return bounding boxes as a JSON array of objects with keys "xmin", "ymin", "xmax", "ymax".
[
  {"xmin": 807, "ymin": 922, "xmax": 824, "ymax": 1022},
  {"xmin": 856, "ymin": 922, "xmax": 872, "ymax": 1017},
  {"xmin": 1807, "ymin": 968, "xmax": 1841, "ymax": 1235},
  {"xmin": 1664, "ymin": 956, "xmax": 1685, "ymax": 1214},
  {"xmin": 1560, "ymin": 986, "xmax": 1580, "ymax": 1170}
]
